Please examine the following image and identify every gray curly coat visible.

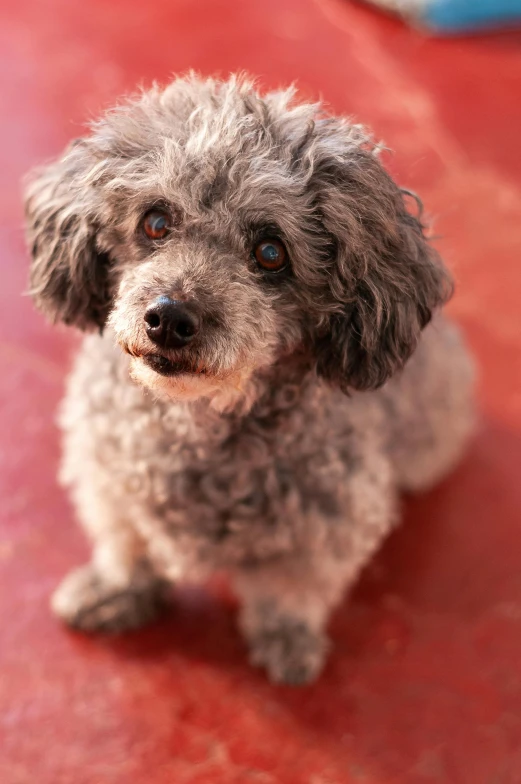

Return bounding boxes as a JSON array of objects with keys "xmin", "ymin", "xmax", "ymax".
[{"xmin": 25, "ymin": 74, "xmax": 474, "ymax": 684}]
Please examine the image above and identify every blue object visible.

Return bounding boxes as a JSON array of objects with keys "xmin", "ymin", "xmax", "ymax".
[
  {"xmin": 422, "ymin": 0, "xmax": 521, "ymax": 32},
  {"xmin": 364, "ymin": 0, "xmax": 521, "ymax": 33}
]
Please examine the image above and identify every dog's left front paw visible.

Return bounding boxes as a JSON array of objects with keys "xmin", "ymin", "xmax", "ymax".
[{"xmin": 247, "ymin": 618, "xmax": 329, "ymax": 685}]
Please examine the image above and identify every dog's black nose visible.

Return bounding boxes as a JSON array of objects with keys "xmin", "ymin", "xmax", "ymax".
[{"xmin": 144, "ymin": 296, "xmax": 201, "ymax": 349}]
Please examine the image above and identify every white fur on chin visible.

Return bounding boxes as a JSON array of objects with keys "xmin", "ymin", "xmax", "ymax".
[{"xmin": 129, "ymin": 357, "xmax": 260, "ymax": 413}]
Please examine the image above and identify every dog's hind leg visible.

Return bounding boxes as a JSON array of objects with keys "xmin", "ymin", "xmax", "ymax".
[{"xmin": 384, "ymin": 321, "xmax": 476, "ymax": 494}]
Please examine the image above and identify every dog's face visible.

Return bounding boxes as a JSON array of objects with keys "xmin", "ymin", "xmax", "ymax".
[{"xmin": 25, "ymin": 75, "xmax": 452, "ymax": 409}]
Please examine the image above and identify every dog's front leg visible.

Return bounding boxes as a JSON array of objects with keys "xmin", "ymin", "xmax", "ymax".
[
  {"xmin": 233, "ymin": 555, "xmax": 354, "ymax": 685},
  {"xmin": 234, "ymin": 454, "xmax": 397, "ymax": 684},
  {"xmin": 51, "ymin": 507, "xmax": 170, "ymax": 633}
]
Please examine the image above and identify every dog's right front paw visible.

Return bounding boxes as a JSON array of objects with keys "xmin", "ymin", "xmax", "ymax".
[{"xmin": 51, "ymin": 562, "xmax": 171, "ymax": 633}]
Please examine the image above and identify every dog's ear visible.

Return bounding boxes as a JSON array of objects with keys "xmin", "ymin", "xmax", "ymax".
[
  {"xmin": 312, "ymin": 132, "xmax": 453, "ymax": 392},
  {"xmin": 24, "ymin": 140, "xmax": 112, "ymax": 330}
]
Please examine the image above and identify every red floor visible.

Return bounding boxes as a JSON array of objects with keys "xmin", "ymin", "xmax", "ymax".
[{"xmin": 1, "ymin": 1, "xmax": 521, "ymax": 781}]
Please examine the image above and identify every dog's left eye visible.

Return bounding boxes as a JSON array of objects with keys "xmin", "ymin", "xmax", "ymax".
[
  {"xmin": 253, "ymin": 239, "xmax": 288, "ymax": 272},
  {"xmin": 142, "ymin": 209, "xmax": 171, "ymax": 240}
]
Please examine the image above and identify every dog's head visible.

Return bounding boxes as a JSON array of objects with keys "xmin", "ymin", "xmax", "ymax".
[{"xmin": 25, "ymin": 74, "xmax": 452, "ymax": 410}]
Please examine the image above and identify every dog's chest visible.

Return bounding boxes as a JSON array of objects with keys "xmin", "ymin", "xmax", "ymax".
[{"xmin": 116, "ymin": 393, "xmax": 357, "ymax": 567}]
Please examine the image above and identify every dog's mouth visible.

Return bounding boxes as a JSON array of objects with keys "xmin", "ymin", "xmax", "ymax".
[
  {"xmin": 118, "ymin": 339, "xmax": 211, "ymax": 378},
  {"xmin": 141, "ymin": 353, "xmax": 208, "ymax": 377}
]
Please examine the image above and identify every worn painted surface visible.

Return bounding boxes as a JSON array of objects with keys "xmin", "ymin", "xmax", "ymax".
[{"xmin": 1, "ymin": 1, "xmax": 521, "ymax": 781}]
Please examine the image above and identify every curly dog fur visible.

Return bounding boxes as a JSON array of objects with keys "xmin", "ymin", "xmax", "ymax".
[{"xmin": 25, "ymin": 74, "xmax": 475, "ymax": 684}]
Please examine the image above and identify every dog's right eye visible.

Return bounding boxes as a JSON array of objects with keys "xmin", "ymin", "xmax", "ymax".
[
  {"xmin": 141, "ymin": 209, "xmax": 171, "ymax": 240},
  {"xmin": 253, "ymin": 238, "xmax": 288, "ymax": 273}
]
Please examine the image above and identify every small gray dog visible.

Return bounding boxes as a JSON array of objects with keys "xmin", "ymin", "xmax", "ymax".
[{"xmin": 25, "ymin": 74, "xmax": 474, "ymax": 684}]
